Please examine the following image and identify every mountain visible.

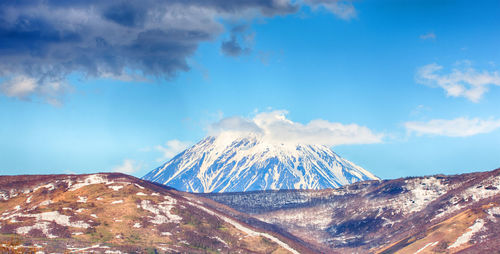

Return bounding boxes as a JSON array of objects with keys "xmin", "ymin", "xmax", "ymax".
[
  {"xmin": 0, "ymin": 173, "xmax": 309, "ymax": 253},
  {"xmin": 143, "ymin": 134, "xmax": 379, "ymax": 192},
  {"xmin": 203, "ymin": 168, "xmax": 500, "ymax": 253}
]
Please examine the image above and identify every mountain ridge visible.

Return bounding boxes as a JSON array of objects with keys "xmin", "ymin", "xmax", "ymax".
[{"xmin": 202, "ymin": 167, "xmax": 500, "ymax": 253}]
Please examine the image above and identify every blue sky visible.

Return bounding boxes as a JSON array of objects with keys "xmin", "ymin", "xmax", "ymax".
[{"xmin": 1, "ymin": 0, "xmax": 499, "ymax": 179}]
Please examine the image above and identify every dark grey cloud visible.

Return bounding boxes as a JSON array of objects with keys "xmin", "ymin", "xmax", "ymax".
[
  {"xmin": 221, "ymin": 36, "xmax": 250, "ymax": 57},
  {"xmin": 221, "ymin": 24, "xmax": 253, "ymax": 57},
  {"xmin": 103, "ymin": 3, "xmax": 147, "ymax": 28},
  {"xmin": 0, "ymin": 0, "xmax": 355, "ymax": 104}
]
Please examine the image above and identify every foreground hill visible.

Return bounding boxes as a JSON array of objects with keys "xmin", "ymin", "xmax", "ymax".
[
  {"xmin": 144, "ymin": 134, "xmax": 378, "ymax": 192},
  {"xmin": 204, "ymin": 168, "xmax": 500, "ymax": 253},
  {"xmin": 3, "ymin": 168, "xmax": 499, "ymax": 253},
  {"xmin": 0, "ymin": 173, "xmax": 307, "ymax": 253}
]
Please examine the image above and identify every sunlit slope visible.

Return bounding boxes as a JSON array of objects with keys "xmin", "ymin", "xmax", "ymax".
[{"xmin": 0, "ymin": 173, "xmax": 305, "ymax": 253}]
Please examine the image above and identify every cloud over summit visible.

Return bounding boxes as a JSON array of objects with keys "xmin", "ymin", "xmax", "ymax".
[{"xmin": 209, "ymin": 110, "xmax": 383, "ymax": 146}]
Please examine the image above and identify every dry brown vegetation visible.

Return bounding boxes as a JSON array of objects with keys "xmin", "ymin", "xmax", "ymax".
[{"xmin": 0, "ymin": 173, "xmax": 304, "ymax": 253}]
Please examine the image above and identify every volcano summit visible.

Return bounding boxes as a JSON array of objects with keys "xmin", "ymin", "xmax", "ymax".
[{"xmin": 143, "ymin": 132, "xmax": 378, "ymax": 193}]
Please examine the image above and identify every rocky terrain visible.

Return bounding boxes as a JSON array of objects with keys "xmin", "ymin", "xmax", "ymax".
[
  {"xmin": 0, "ymin": 173, "xmax": 309, "ymax": 253},
  {"xmin": 204, "ymin": 168, "xmax": 500, "ymax": 253}
]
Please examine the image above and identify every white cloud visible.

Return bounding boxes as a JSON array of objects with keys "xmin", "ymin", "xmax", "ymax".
[
  {"xmin": 405, "ymin": 117, "xmax": 500, "ymax": 137},
  {"xmin": 0, "ymin": 76, "xmax": 37, "ymax": 98},
  {"xmin": 209, "ymin": 110, "xmax": 383, "ymax": 146},
  {"xmin": 304, "ymin": 0, "xmax": 357, "ymax": 20},
  {"xmin": 0, "ymin": 75, "xmax": 69, "ymax": 106},
  {"xmin": 113, "ymin": 159, "xmax": 141, "ymax": 174},
  {"xmin": 416, "ymin": 62, "xmax": 500, "ymax": 102},
  {"xmin": 420, "ymin": 32, "xmax": 436, "ymax": 40},
  {"xmin": 156, "ymin": 140, "xmax": 192, "ymax": 161}
]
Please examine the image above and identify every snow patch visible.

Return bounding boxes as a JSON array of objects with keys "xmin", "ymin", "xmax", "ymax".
[
  {"xmin": 415, "ymin": 241, "xmax": 439, "ymax": 254},
  {"xmin": 140, "ymin": 199, "xmax": 181, "ymax": 224},
  {"xmin": 212, "ymin": 236, "xmax": 228, "ymax": 246},
  {"xmin": 108, "ymin": 185, "xmax": 124, "ymax": 191},
  {"xmin": 17, "ymin": 222, "xmax": 57, "ymax": 239},
  {"xmin": 0, "ymin": 192, "xmax": 9, "ymax": 201},
  {"xmin": 33, "ymin": 183, "xmax": 56, "ymax": 192},
  {"xmin": 403, "ymin": 177, "xmax": 448, "ymax": 214},
  {"xmin": 105, "ymin": 251, "xmax": 123, "ymax": 254},
  {"xmin": 67, "ymin": 244, "xmax": 110, "ymax": 252},
  {"xmin": 39, "ymin": 200, "xmax": 53, "ymax": 206},
  {"xmin": 134, "ymin": 184, "xmax": 145, "ymax": 189},
  {"xmin": 77, "ymin": 196, "xmax": 87, "ymax": 203},
  {"xmin": 15, "ymin": 211, "xmax": 90, "ymax": 238},
  {"xmin": 449, "ymin": 219, "xmax": 485, "ymax": 249},
  {"xmin": 487, "ymin": 206, "xmax": 500, "ymax": 222},
  {"xmin": 111, "ymin": 200, "xmax": 123, "ymax": 204},
  {"xmin": 32, "ymin": 211, "xmax": 90, "ymax": 228},
  {"xmin": 69, "ymin": 174, "xmax": 113, "ymax": 191}
]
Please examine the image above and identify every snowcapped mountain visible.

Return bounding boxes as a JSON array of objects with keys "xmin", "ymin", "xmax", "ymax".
[{"xmin": 143, "ymin": 133, "xmax": 379, "ymax": 193}]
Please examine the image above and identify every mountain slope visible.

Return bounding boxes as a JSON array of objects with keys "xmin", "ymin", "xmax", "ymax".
[
  {"xmin": 204, "ymin": 168, "xmax": 500, "ymax": 253},
  {"xmin": 143, "ymin": 134, "xmax": 378, "ymax": 192},
  {"xmin": 0, "ymin": 173, "xmax": 308, "ymax": 253}
]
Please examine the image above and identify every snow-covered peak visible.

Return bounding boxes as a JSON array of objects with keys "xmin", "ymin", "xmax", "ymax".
[{"xmin": 143, "ymin": 134, "xmax": 379, "ymax": 193}]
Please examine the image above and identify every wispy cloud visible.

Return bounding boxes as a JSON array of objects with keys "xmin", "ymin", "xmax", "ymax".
[
  {"xmin": 113, "ymin": 159, "xmax": 142, "ymax": 174},
  {"xmin": 209, "ymin": 110, "xmax": 383, "ymax": 146},
  {"xmin": 410, "ymin": 104, "xmax": 432, "ymax": 116},
  {"xmin": 405, "ymin": 117, "xmax": 500, "ymax": 137},
  {"xmin": 416, "ymin": 62, "xmax": 500, "ymax": 102},
  {"xmin": 420, "ymin": 32, "xmax": 436, "ymax": 40},
  {"xmin": 156, "ymin": 140, "xmax": 192, "ymax": 161},
  {"xmin": 304, "ymin": 0, "xmax": 357, "ymax": 20}
]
